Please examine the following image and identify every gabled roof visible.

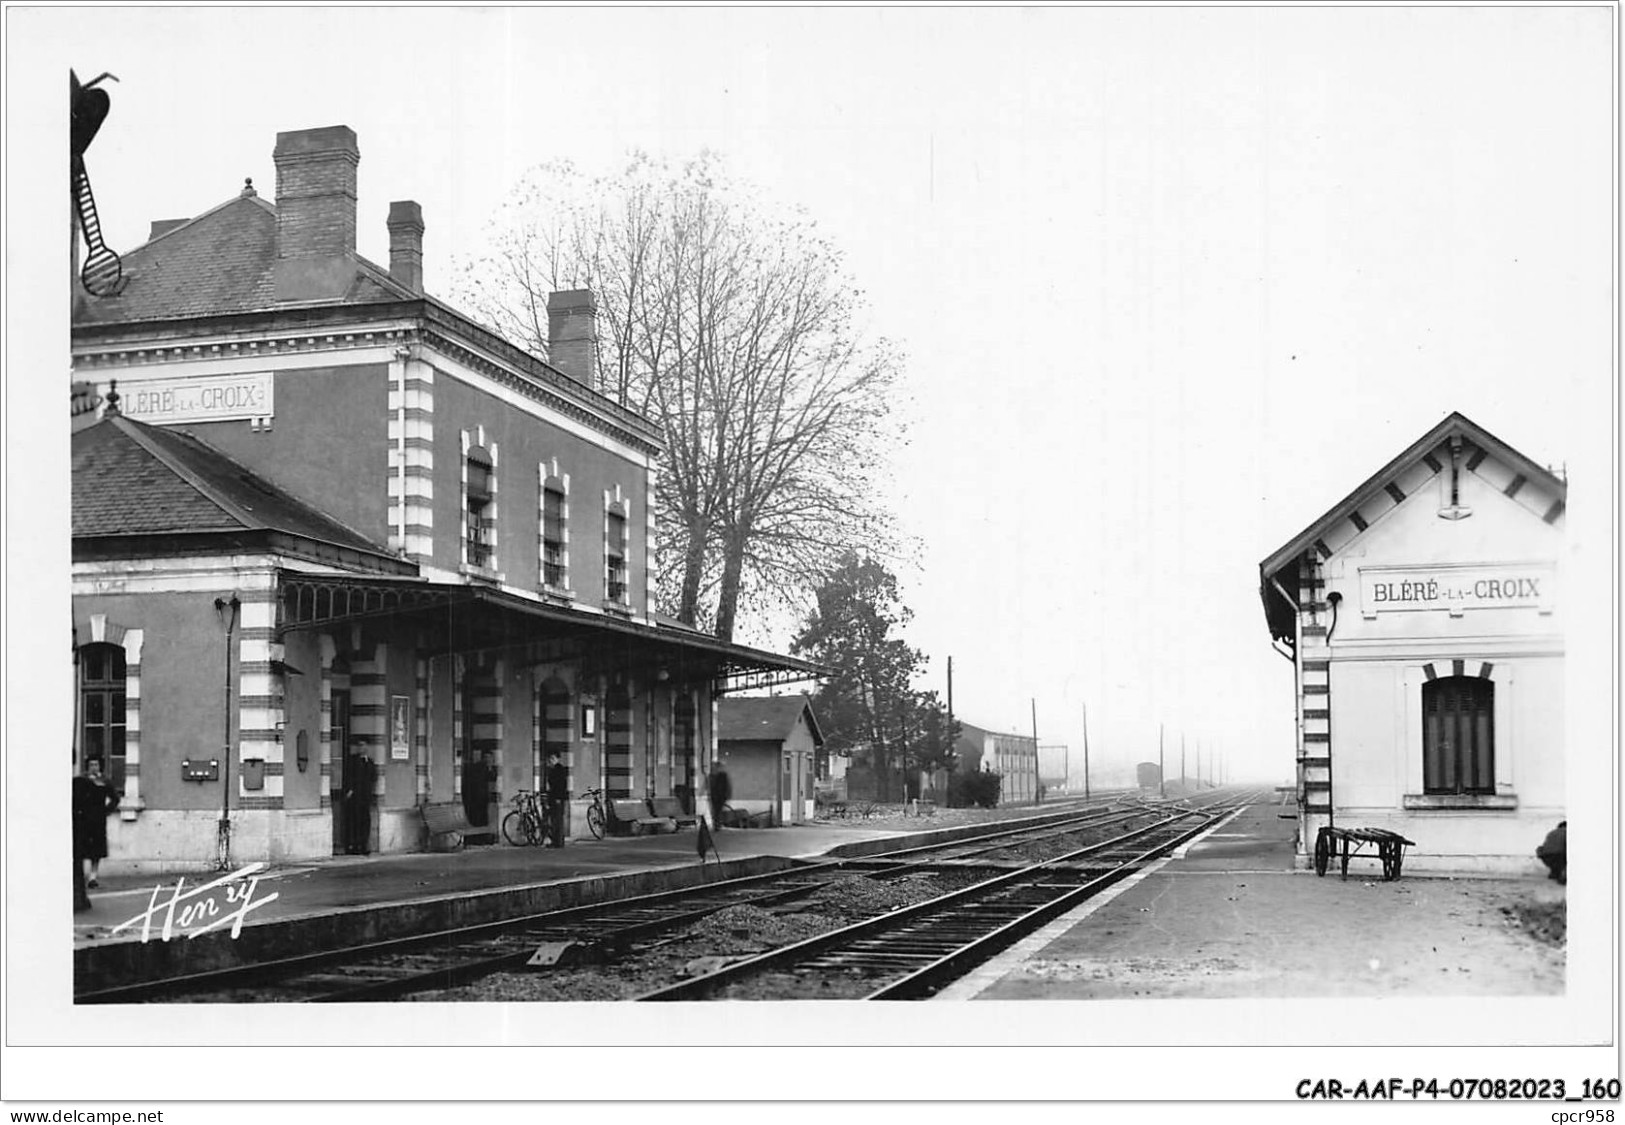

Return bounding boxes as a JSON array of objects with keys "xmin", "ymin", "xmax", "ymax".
[
  {"xmin": 73, "ymin": 187, "xmax": 415, "ymax": 326},
  {"xmin": 716, "ymin": 695, "xmax": 824, "ymax": 746},
  {"xmin": 72, "ymin": 412, "xmax": 406, "ymax": 568},
  {"xmin": 1258, "ymin": 411, "xmax": 1566, "ymax": 640}
]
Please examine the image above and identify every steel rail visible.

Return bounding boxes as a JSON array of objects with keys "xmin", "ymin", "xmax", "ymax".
[
  {"xmin": 864, "ymin": 816, "xmax": 1221, "ymax": 999},
  {"xmin": 77, "ymin": 806, "xmax": 1141, "ymax": 1003},
  {"xmin": 634, "ymin": 809, "xmax": 1220, "ymax": 1002}
]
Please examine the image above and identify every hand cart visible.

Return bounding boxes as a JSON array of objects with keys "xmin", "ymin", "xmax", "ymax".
[{"xmin": 1314, "ymin": 826, "xmax": 1416, "ymax": 881}]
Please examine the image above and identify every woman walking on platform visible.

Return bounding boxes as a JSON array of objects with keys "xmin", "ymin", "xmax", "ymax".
[{"xmin": 73, "ymin": 759, "xmax": 119, "ymax": 888}]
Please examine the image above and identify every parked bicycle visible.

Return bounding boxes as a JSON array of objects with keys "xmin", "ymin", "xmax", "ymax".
[
  {"xmin": 501, "ymin": 790, "xmax": 556, "ymax": 847},
  {"xmin": 581, "ymin": 787, "xmax": 607, "ymax": 840}
]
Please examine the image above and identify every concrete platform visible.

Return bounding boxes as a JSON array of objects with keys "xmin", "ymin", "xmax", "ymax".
[
  {"xmin": 940, "ymin": 801, "xmax": 1566, "ymax": 1000},
  {"xmin": 73, "ymin": 818, "xmax": 917, "ymax": 949}
]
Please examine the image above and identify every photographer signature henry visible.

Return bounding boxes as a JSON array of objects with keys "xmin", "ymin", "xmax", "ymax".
[{"xmin": 110, "ymin": 863, "xmax": 280, "ymax": 942}]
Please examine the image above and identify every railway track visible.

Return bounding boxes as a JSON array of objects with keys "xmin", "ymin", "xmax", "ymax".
[
  {"xmin": 78, "ymin": 791, "xmax": 1258, "ymax": 1003},
  {"xmin": 637, "ymin": 797, "xmax": 1255, "ymax": 1002}
]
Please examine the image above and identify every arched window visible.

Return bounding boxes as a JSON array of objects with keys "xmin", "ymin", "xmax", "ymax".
[
  {"xmin": 1423, "ymin": 676, "xmax": 1494, "ymax": 795},
  {"xmin": 81, "ymin": 643, "xmax": 127, "ymax": 791}
]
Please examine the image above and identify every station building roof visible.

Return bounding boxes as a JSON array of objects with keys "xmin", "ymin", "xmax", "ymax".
[
  {"xmin": 717, "ymin": 695, "xmax": 824, "ymax": 745},
  {"xmin": 72, "ymin": 410, "xmax": 409, "ymax": 572},
  {"xmin": 1258, "ymin": 411, "xmax": 1567, "ymax": 643}
]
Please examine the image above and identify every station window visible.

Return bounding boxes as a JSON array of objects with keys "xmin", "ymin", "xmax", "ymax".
[
  {"xmin": 81, "ymin": 643, "xmax": 127, "ymax": 792},
  {"xmin": 605, "ymin": 509, "xmax": 628, "ymax": 603},
  {"xmin": 466, "ymin": 446, "xmax": 494, "ymax": 570},
  {"xmin": 1422, "ymin": 676, "xmax": 1494, "ymax": 795},
  {"xmin": 542, "ymin": 484, "xmax": 566, "ymax": 588}
]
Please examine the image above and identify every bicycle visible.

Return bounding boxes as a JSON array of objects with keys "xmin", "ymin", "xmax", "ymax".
[
  {"xmin": 501, "ymin": 790, "xmax": 555, "ymax": 847},
  {"xmin": 581, "ymin": 787, "xmax": 607, "ymax": 840}
]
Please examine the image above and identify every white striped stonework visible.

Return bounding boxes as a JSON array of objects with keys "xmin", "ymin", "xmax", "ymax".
[
  {"xmin": 351, "ymin": 649, "xmax": 388, "ymax": 794},
  {"xmin": 415, "ymin": 656, "xmax": 430, "ymax": 803},
  {"xmin": 123, "ymin": 630, "xmax": 145, "ymax": 809},
  {"xmin": 319, "ymin": 634, "xmax": 336, "ymax": 810}
]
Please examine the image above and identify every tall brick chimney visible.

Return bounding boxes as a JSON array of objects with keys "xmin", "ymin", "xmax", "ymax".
[
  {"xmin": 547, "ymin": 290, "xmax": 598, "ymax": 387},
  {"xmin": 386, "ymin": 201, "xmax": 425, "ymax": 295},
  {"xmin": 272, "ymin": 125, "xmax": 359, "ymax": 302}
]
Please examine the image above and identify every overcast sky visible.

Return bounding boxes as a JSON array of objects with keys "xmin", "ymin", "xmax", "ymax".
[{"xmin": 13, "ymin": 6, "xmax": 1612, "ymax": 786}]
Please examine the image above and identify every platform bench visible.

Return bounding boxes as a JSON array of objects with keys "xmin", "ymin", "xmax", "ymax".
[
  {"xmin": 610, "ymin": 798, "xmax": 673, "ymax": 836},
  {"xmin": 648, "ymin": 797, "xmax": 697, "ymax": 829},
  {"xmin": 421, "ymin": 803, "xmax": 474, "ymax": 850}
]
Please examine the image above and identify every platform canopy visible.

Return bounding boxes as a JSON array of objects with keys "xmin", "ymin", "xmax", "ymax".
[{"xmin": 277, "ymin": 569, "xmax": 824, "ymax": 693}]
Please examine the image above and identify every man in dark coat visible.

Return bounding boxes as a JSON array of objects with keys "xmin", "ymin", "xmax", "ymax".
[
  {"xmin": 545, "ymin": 750, "xmax": 570, "ymax": 847},
  {"xmin": 708, "ymin": 761, "xmax": 732, "ymax": 830},
  {"xmin": 73, "ymin": 759, "xmax": 119, "ymax": 887},
  {"xmin": 344, "ymin": 752, "xmax": 376, "ymax": 854}
]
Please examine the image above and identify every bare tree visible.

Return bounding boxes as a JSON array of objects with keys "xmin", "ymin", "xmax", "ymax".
[{"xmin": 455, "ymin": 154, "xmax": 904, "ymax": 640}]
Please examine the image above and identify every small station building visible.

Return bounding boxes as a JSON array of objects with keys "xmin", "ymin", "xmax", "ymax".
[
  {"xmin": 1259, "ymin": 412, "xmax": 1565, "ymax": 875},
  {"xmin": 70, "ymin": 124, "xmax": 817, "ymax": 871},
  {"xmin": 714, "ymin": 695, "xmax": 823, "ymax": 826}
]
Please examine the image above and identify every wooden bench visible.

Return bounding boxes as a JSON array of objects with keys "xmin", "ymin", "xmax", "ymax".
[
  {"xmin": 609, "ymin": 798, "xmax": 671, "ymax": 836},
  {"xmin": 421, "ymin": 802, "xmax": 474, "ymax": 850},
  {"xmin": 648, "ymin": 796, "xmax": 697, "ymax": 829}
]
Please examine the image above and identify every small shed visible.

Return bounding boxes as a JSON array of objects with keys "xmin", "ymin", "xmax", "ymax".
[{"xmin": 716, "ymin": 695, "xmax": 824, "ymax": 825}]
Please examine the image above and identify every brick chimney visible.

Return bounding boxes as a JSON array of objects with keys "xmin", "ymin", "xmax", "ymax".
[
  {"xmin": 148, "ymin": 219, "xmax": 190, "ymax": 242},
  {"xmin": 547, "ymin": 290, "xmax": 598, "ymax": 387},
  {"xmin": 387, "ymin": 200, "xmax": 425, "ymax": 295},
  {"xmin": 272, "ymin": 125, "xmax": 359, "ymax": 302}
]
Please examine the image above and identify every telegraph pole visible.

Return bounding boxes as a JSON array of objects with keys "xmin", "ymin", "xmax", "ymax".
[
  {"xmin": 1158, "ymin": 722, "xmax": 1165, "ymax": 798},
  {"xmin": 1081, "ymin": 702, "xmax": 1091, "ymax": 802},
  {"xmin": 1180, "ymin": 731, "xmax": 1186, "ymax": 794},
  {"xmin": 1031, "ymin": 698, "xmax": 1040, "ymax": 805}
]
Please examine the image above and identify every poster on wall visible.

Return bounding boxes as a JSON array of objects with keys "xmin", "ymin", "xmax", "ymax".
[{"xmin": 391, "ymin": 695, "xmax": 410, "ymax": 761}]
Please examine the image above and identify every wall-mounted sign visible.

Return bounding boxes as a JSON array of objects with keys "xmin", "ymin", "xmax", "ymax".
[
  {"xmin": 111, "ymin": 372, "xmax": 273, "ymax": 426},
  {"xmin": 1358, "ymin": 563, "xmax": 1555, "ymax": 618},
  {"xmin": 391, "ymin": 696, "xmax": 411, "ymax": 761}
]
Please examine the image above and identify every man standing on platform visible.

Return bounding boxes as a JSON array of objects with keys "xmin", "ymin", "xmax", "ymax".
[
  {"xmin": 545, "ymin": 749, "xmax": 570, "ymax": 847},
  {"xmin": 708, "ymin": 760, "xmax": 732, "ymax": 830}
]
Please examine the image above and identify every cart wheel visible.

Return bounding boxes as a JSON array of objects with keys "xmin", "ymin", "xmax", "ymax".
[
  {"xmin": 1313, "ymin": 829, "xmax": 1330, "ymax": 877},
  {"xmin": 1382, "ymin": 843, "xmax": 1403, "ymax": 881}
]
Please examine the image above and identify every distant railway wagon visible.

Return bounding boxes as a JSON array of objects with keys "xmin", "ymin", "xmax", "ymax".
[{"xmin": 1137, "ymin": 761, "xmax": 1162, "ymax": 790}]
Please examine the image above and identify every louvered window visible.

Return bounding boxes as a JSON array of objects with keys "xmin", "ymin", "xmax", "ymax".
[
  {"xmin": 605, "ymin": 510, "xmax": 627, "ymax": 602},
  {"xmin": 543, "ymin": 486, "xmax": 565, "ymax": 587},
  {"xmin": 1422, "ymin": 676, "xmax": 1494, "ymax": 795},
  {"xmin": 466, "ymin": 447, "xmax": 494, "ymax": 570}
]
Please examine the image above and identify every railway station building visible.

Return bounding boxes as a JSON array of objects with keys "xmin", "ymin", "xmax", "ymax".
[
  {"xmin": 1258, "ymin": 412, "xmax": 1565, "ymax": 875},
  {"xmin": 70, "ymin": 124, "xmax": 816, "ymax": 871}
]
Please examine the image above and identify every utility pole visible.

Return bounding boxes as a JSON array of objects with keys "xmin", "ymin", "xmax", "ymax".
[
  {"xmin": 1158, "ymin": 722, "xmax": 1165, "ymax": 799},
  {"xmin": 1081, "ymin": 702, "xmax": 1091, "ymax": 802},
  {"xmin": 1180, "ymin": 731, "xmax": 1186, "ymax": 793},
  {"xmin": 1031, "ymin": 698, "xmax": 1040, "ymax": 804}
]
